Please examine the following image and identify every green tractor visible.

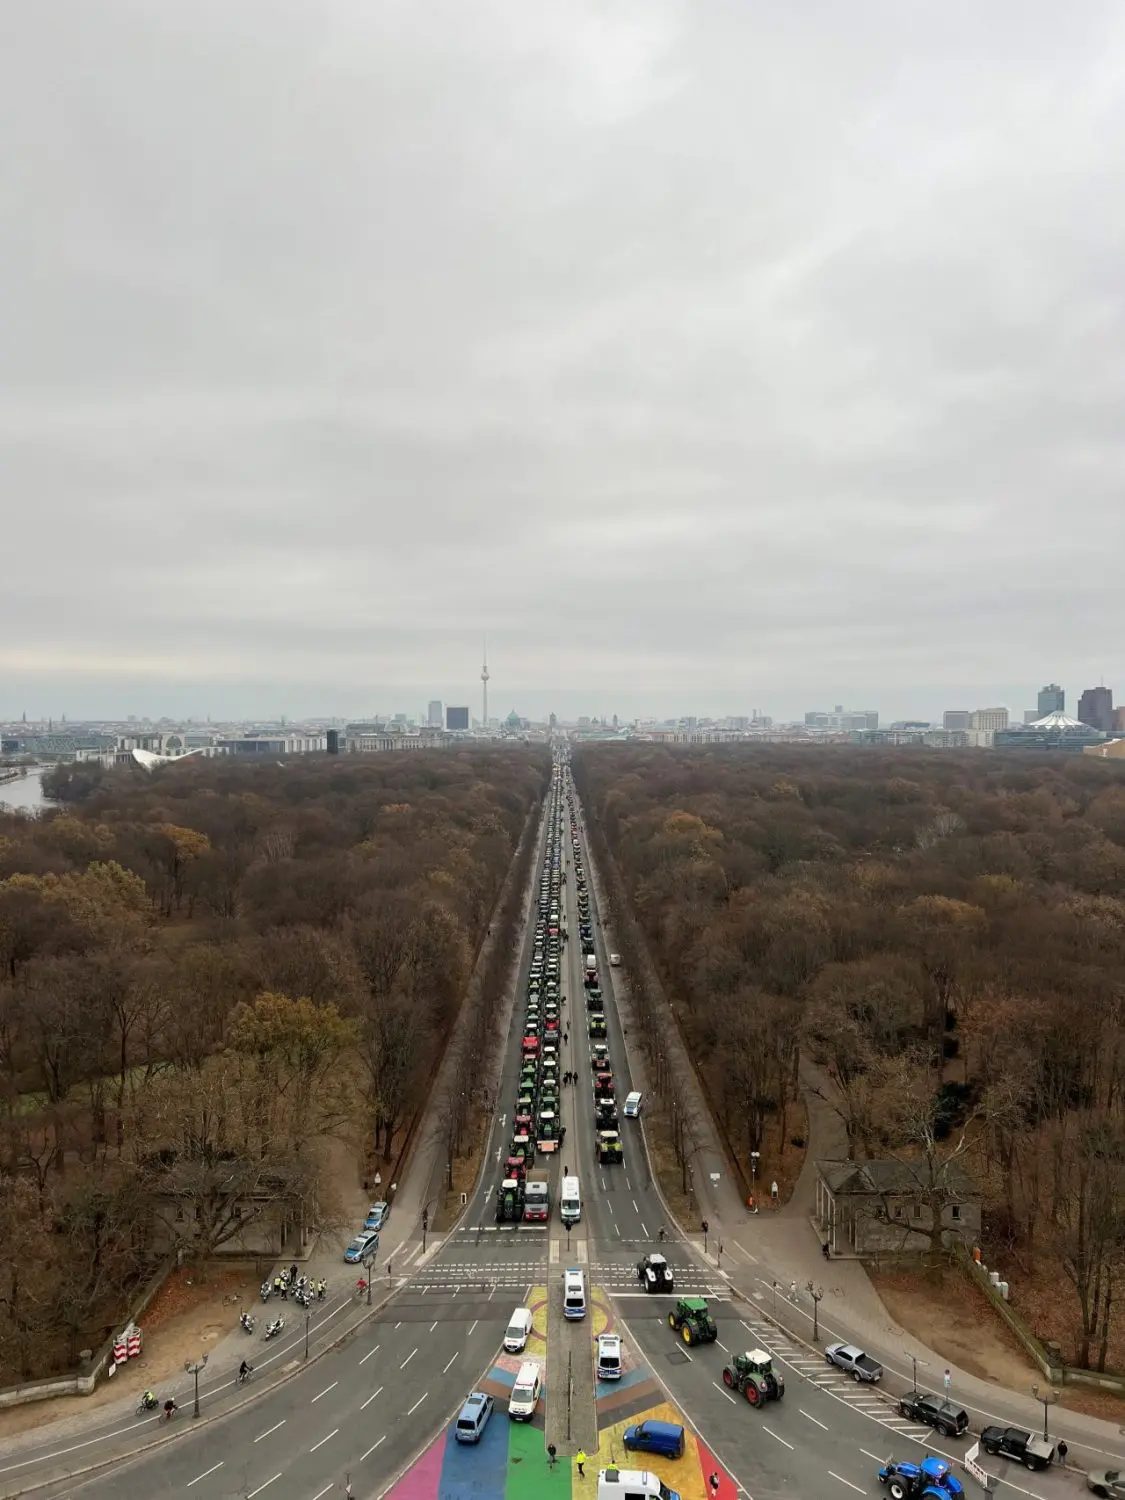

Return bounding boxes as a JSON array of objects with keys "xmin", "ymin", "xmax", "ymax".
[
  {"xmin": 588, "ymin": 1014, "xmax": 607, "ymax": 1039},
  {"xmin": 722, "ymin": 1349, "xmax": 784, "ymax": 1406},
  {"xmin": 667, "ymin": 1297, "xmax": 718, "ymax": 1347},
  {"xmin": 495, "ymin": 1177, "xmax": 525, "ymax": 1223}
]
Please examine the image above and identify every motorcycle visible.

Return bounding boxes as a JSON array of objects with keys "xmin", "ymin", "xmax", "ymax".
[
  {"xmin": 294, "ymin": 1287, "xmax": 312, "ymax": 1309},
  {"xmin": 238, "ymin": 1363, "xmax": 255, "ymax": 1385},
  {"xmin": 264, "ymin": 1317, "xmax": 284, "ymax": 1340},
  {"xmin": 136, "ymin": 1392, "xmax": 159, "ymax": 1415},
  {"xmin": 260, "ymin": 1280, "xmax": 272, "ymax": 1302},
  {"xmin": 240, "ymin": 1312, "xmax": 255, "ymax": 1333}
]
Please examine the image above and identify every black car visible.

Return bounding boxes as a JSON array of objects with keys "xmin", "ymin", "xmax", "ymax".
[{"xmin": 897, "ymin": 1392, "xmax": 969, "ymax": 1437}]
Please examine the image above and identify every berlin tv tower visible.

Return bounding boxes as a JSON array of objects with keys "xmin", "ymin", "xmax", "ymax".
[{"xmin": 481, "ymin": 639, "xmax": 490, "ymax": 728}]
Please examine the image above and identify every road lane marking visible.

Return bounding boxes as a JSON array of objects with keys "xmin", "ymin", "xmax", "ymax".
[
  {"xmin": 400, "ymin": 1347, "xmax": 418, "ymax": 1369},
  {"xmin": 799, "ymin": 1409, "xmax": 829, "ymax": 1430},
  {"xmin": 254, "ymin": 1420, "xmax": 286, "ymax": 1443},
  {"xmin": 468, "ymin": 1320, "xmax": 478, "ymax": 1335},
  {"xmin": 761, "ymin": 1424, "xmax": 793, "ymax": 1450},
  {"xmin": 442, "ymin": 1353, "xmax": 458, "ymax": 1373},
  {"xmin": 716, "ymin": 1341, "xmax": 730, "ymax": 1353},
  {"xmin": 187, "ymin": 1462, "xmax": 224, "ymax": 1486},
  {"xmin": 361, "ymin": 1386, "xmax": 384, "ymax": 1410},
  {"xmin": 640, "ymin": 1221, "xmax": 649, "ymax": 1237},
  {"xmin": 860, "ymin": 1450, "xmax": 884, "ymax": 1463},
  {"xmin": 359, "ymin": 1343, "xmax": 381, "ymax": 1364},
  {"xmin": 309, "ymin": 1428, "xmax": 339, "ymax": 1452},
  {"xmin": 247, "ymin": 1476, "xmax": 281, "ymax": 1498},
  {"xmin": 713, "ymin": 1382, "xmax": 737, "ymax": 1404},
  {"xmin": 429, "ymin": 1321, "xmax": 438, "ymax": 1332},
  {"xmin": 311, "ymin": 1381, "xmax": 337, "ymax": 1402},
  {"xmin": 828, "ymin": 1474, "xmax": 866, "ymax": 1495},
  {"xmin": 632, "ymin": 1199, "xmax": 639, "ymax": 1214},
  {"xmin": 312, "ymin": 1487, "xmax": 333, "ymax": 1500},
  {"xmin": 362, "ymin": 1436, "xmax": 386, "ymax": 1460},
  {"xmin": 406, "ymin": 1393, "xmax": 427, "ymax": 1415}
]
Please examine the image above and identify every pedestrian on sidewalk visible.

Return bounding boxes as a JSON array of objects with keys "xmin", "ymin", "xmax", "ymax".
[
  {"xmin": 1056, "ymin": 1440, "xmax": 1068, "ymax": 1466},
  {"xmin": 943, "ymin": 1367, "xmax": 952, "ymax": 1395},
  {"xmin": 547, "ymin": 1442, "xmax": 557, "ymax": 1467},
  {"xmin": 709, "ymin": 1474, "xmax": 720, "ymax": 1496},
  {"xmin": 576, "ymin": 1449, "xmax": 586, "ymax": 1477}
]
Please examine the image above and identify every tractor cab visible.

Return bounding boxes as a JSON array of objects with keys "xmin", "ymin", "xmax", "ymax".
[
  {"xmin": 595, "ymin": 1096, "xmax": 619, "ymax": 1128},
  {"xmin": 722, "ymin": 1349, "xmax": 784, "ymax": 1406},
  {"xmin": 590, "ymin": 1044, "xmax": 611, "ymax": 1070},
  {"xmin": 594, "ymin": 1070, "xmax": 615, "ymax": 1097},
  {"xmin": 637, "ymin": 1253, "xmax": 675, "ymax": 1292},
  {"xmin": 667, "ymin": 1297, "xmax": 717, "ymax": 1346},
  {"xmin": 876, "ymin": 1456, "xmax": 964, "ymax": 1499},
  {"xmin": 588, "ymin": 1014, "xmax": 608, "ymax": 1038},
  {"xmin": 597, "ymin": 1130, "xmax": 623, "ymax": 1164},
  {"xmin": 495, "ymin": 1177, "xmax": 525, "ymax": 1223},
  {"xmin": 514, "ymin": 1110, "xmax": 533, "ymax": 1135},
  {"xmin": 521, "ymin": 1035, "xmax": 539, "ymax": 1057}
]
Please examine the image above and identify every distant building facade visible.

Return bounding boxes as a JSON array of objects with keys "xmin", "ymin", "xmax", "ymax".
[
  {"xmin": 814, "ymin": 1159, "xmax": 980, "ymax": 1257},
  {"xmin": 943, "ymin": 711, "xmax": 971, "ymax": 731},
  {"xmin": 1038, "ymin": 683, "xmax": 1065, "ymax": 716},
  {"xmin": 427, "ymin": 700, "xmax": 443, "ymax": 727},
  {"xmin": 995, "ymin": 712, "xmax": 1104, "ymax": 752},
  {"xmin": 970, "ymin": 707, "xmax": 1009, "ymax": 733},
  {"xmin": 1078, "ymin": 686, "xmax": 1114, "ymax": 732},
  {"xmin": 445, "ymin": 706, "xmax": 469, "ymax": 732}
]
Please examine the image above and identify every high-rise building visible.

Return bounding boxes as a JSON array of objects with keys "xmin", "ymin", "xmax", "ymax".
[
  {"xmin": 1078, "ymin": 685, "xmax": 1114, "ymax": 732},
  {"xmin": 481, "ymin": 642, "xmax": 489, "ymax": 729},
  {"xmin": 1113, "ymin": 707, "xmax": 1125, "ymax": 732},
  {"xmin": 427, "ymin": 699, "xmax": 443, "ymax": 727},
  {"xmin": 970, "ymin": 707, "xmax": 1009, "ymax": 733},
  {"xmin": 1038, "ymin": 684, "xmax": 1065, "ymax": 716},
  {"xmin": 446, "ymin": 705, "xmax": 469, "ymax": 732},
  {"xmin": 943, "ymin": 711, "xmax": 971, "ymax": 731}
]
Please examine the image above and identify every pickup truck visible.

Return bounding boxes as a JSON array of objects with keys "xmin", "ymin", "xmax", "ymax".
[
  {"xmin": 980, "ymin": 1425, "xmax": 1055, "ymax": 1471},
  {"xmin": 824, "ymin": 1342, "xmax": 883, "ymax": 1383}
]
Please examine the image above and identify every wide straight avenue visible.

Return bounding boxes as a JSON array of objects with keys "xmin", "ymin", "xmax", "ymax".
[{"xmin": 26, "ymin": 755, "xmax": 1096, "ymax": 1500}]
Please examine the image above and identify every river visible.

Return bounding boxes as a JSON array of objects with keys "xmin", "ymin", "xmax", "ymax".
[{"xmin": 0, "ymin": 769, "xmax": 52, "ymax": 813}]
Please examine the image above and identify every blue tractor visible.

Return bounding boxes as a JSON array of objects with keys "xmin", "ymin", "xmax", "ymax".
[{"xmin": 877, "ymin": 1455, "xmax": 965, "ymax": 1500}]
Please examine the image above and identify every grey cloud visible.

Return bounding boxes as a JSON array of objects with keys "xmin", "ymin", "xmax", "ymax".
[{"xmin": 3, "ymin": 0, "xmax": 1124, "ymax": 722}]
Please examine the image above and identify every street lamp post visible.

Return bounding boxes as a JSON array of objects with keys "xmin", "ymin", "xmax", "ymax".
[
  {"xmin": 907, "ymin": 1352, "xmax": 927, "ymax": 1394},
  {"xmin": 184, "ymin": 1353, "xmax": 208, "ymax": 1419},
  {"xmin": 1031, "ymin": 1383, "xmax": 1059, "ymax": 1443},
  {"xmin": 806, "ymin": 1282, "xmax": 824, "ymax": 1342},
  {"xmin": 304, "ymin": 1308, "xmax": 311, "ymax": 1360},
  {"xmin": 363, "ymin": 1245, "xmax": 378, "ymax": 1306}
]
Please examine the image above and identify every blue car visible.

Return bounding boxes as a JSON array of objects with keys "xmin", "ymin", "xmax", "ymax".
[
  {"xmin": 343, "ymin": 1229, "xmax": 379, "ymax": 1264},
  {"xmin": 364, "ymin": 1202, "xmax": 390, "ymax": 1231},
  {"xmin": 623, "ymin": 1419, "xmax": 686, "ymax": 1459}
]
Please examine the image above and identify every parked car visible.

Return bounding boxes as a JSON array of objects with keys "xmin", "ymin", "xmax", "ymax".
[
  {"xmin": 824, "ymin": 1342, "xmax": 883, "ymax": 1382},
  {"xmin": 980, "ymin": 1425, "xmax": 1055, "ymax": 1472},
  {"xmin": 623, "ymin": 1419, "xmax": 686, "ymax": 1459},
  {"xmin": 1087, "ymin": 1471, "xmax": 1125, "ymax": 1498},
  {"xmin": 343, "ymin": 1228, "xmax": 380, "ymax": 1264},
  {"xmin": 897, "ymin": 1391, "xmax": 968, "ymax": 1437}
]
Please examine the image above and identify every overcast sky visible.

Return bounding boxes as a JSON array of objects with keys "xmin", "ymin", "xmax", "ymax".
[{"xmin": 4, "ymin": 1, "xmax": 1125, "ymax": 724}]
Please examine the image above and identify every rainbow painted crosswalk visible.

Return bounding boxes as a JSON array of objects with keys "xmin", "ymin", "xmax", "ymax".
[{"xmin": 382, "ymin": 1287, "xmax": 735, "ymax": 1500}]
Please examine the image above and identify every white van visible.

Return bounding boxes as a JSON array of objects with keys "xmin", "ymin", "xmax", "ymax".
[
  {"xmin": 596, "ymin": 1332, "xmax": 622, "ymax": 1380},
  {"xmin": 623, "ymin": 1091, "xmax": 643, "ymax": 1119},
  {"xmin": 598, "ymin": 1470, "xmax": 680, "ymax": 1500},
  {"xmin": 563, "ymin": 1267, "xmax": 586, "ymax": 1320},
  {"xmin": 508, "ymin": 1360, "xmax": 541, "ymax": 1421},
  {"xmin": 560, "ymin": 1175, "xmax": 581, "ymax": 1225},
  {"xmin": 504, "ymin": 1306, "xmax": 533, "ymax": 1353}
]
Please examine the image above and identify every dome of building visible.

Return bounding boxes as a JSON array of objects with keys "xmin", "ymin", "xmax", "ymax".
[{"xmin": 1030, "ymin": 711, "xmax": 1090, "ymax": 729}]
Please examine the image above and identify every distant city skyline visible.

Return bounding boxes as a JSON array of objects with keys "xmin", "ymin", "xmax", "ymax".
[{"xmin": 3, "ymin": 673, "xmax": 1117, "ymax": 730}]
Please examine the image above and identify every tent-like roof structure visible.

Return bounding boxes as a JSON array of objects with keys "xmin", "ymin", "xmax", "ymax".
[{"xmin": 1029, "ymin": 711, "xmax": 1091, "ymax": 730}]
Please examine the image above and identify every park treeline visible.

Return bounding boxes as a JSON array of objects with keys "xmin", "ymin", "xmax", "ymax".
[
  {"xmin": 0, "ymin": 748, "xmax": 548, "ymax": 1381},
  {"xmin": 574, "ymin": 744, "xmax": 1125, "ymax": 1370}
]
